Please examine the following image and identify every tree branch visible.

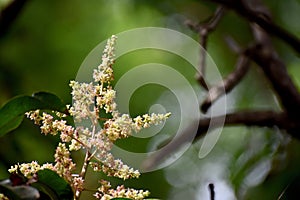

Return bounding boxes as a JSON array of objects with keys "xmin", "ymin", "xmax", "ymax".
[
  {"xmin": 186, "ymin": 6, "xmax": 225, "ymax": 90},
  {"xmin": 197, "ymin": 110, "xmax": 299, "ymax": 137},
  {"xmin": 144, "ymin": 0, "xmax": 300, "ymax": 170},
  {"xmin": 201, "ymin": 54, "xmax": 250, "ymax": 112},
  {"xmin": 204, "ymin": 0, "xmax": 300, "ymax": 119},
  {"xmin": 143, "ymin": 110, "xmax": 299, "ymax": 170},
  {"xmin": 207, "ymin": 0, "xmax": 300, "ymax": 54},
  {"xmin": 246, "ymin": 25, "xmax": 300, "ymax": 118}
]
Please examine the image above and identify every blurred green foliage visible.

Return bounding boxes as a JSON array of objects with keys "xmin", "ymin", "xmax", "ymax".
[{"xmin": 1, "ymin": 0, "xmax": 300, "ymax": 199}]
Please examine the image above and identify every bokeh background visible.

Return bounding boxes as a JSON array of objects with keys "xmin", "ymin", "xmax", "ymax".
[{"xmin": 1, "ymin": 0, "xmax": 300, "ymax": 199}]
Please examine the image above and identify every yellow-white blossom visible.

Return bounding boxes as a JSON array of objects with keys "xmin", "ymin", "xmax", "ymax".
[
  {"xmin": 0, "ymin": 193, "xmax": 9, "ymax": 200},
  {"xmin": 11, "ymin": 35, "xmax": 170, "ymax": 199}
]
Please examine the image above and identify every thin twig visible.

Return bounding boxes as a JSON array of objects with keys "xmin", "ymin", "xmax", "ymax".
[
  {"xmin": 198, "ymin": 6, "xmax": 225, "ymax": 90},
  {"xmin": 186, "ymin": 6, "xmax": 225, "ymax": 90},
  {"xmin": 201, "ymin": 54, "xmax": 250, "ymax": 113},
  {"xmin": 277, "ymin": 183, "xmax": 290, "ymax": 200}
]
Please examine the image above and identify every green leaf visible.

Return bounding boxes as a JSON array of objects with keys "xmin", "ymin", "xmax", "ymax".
[
  {"xmin": 31, "ymin": 169, "xmax": 73, "ymax": 200},
  {"xmin": 0, "ymin": 92, "xmax": 66, "ymax": 137},
  {"xmin": 32, "ymin": 92, "xmax": 66, "ymax": 112},
  {"xmin": 0, "ymin": 115, "xmax": 24, "ymax": 137}
]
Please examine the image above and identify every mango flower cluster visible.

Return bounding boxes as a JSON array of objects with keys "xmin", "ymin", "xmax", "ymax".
[
  {"xmin": 0, "ymin": 193, "xmax": 9, "ymax": 200},
  {"xmin": 8, "ymin": 35, "xmax": 170, "ymax": 200}
]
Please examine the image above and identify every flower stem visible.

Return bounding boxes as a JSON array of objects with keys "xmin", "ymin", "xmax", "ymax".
[{"xmin": 74, "ymin": 149, "xmax": 92, "ymax": 199}]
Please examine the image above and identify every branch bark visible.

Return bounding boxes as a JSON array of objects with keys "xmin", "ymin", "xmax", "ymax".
[
  {"xmin": 197, "ymin": 110, "xmax": 299, "ymax": 138},
  {"xmin": 144, "ymin": 0, "xmax": 300, "ymax": 169},
  {"xmin": 201, "ymin": 54, "xmax": 250, "ymax": 112},
  {"xmin": 207, "ymin": 0, "xmax": 300, "ymax": 54},
  {"xmin": 245, "ymin": 24, "xmax": 300, "ymax": 117},
  {"xmin": 143, "ymin": 110, "xmax": 300, "ymax": 170},
  {"xmin": 186, "ymin": 6, "xmax": 225, "ymax": 90}
]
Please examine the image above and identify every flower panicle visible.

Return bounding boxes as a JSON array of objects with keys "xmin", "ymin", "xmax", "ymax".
[
  {"xmin": 11, "ymin": 35, "xmax": 171, "ymax": 199},
  {"xmin": 94, "ymin": 179, "xmax": 150, "ymax": 200},
  {"xmin": 93, "ymin": 35, "xmax": 117, "ymax": 84},
  {"xmin": 8, "ymin": 161, "xmax": 54, "ymax": 179}
]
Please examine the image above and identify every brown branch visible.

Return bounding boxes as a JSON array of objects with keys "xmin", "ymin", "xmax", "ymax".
[
  {"xmin": 143, "ymin": 0, "xmax": 300, "ymax": 170},
  {"xmin": 197, "ymin": 111, "xmax": 299, "ymax": 137},
  {"xmin": 245, "ymin": 24, "xmax": 300, "ymax": 118},
  {"xmin": 204, "ymin": 0, "xmax": 300, "ymax": 119},
  {"xmin": 143, "ymin": 110, "xmax": 299, "ymax": 170},
  {"xmin": 186, "ymin": 6, "xmax": 225, "ymax": 90},
  {"xmin": 207, "ymin": 0, "xmax": 300, "ymax": 54},
  {"xmin": 201, "ymin": 54, "xmax": 250, "ymax": 112}
]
